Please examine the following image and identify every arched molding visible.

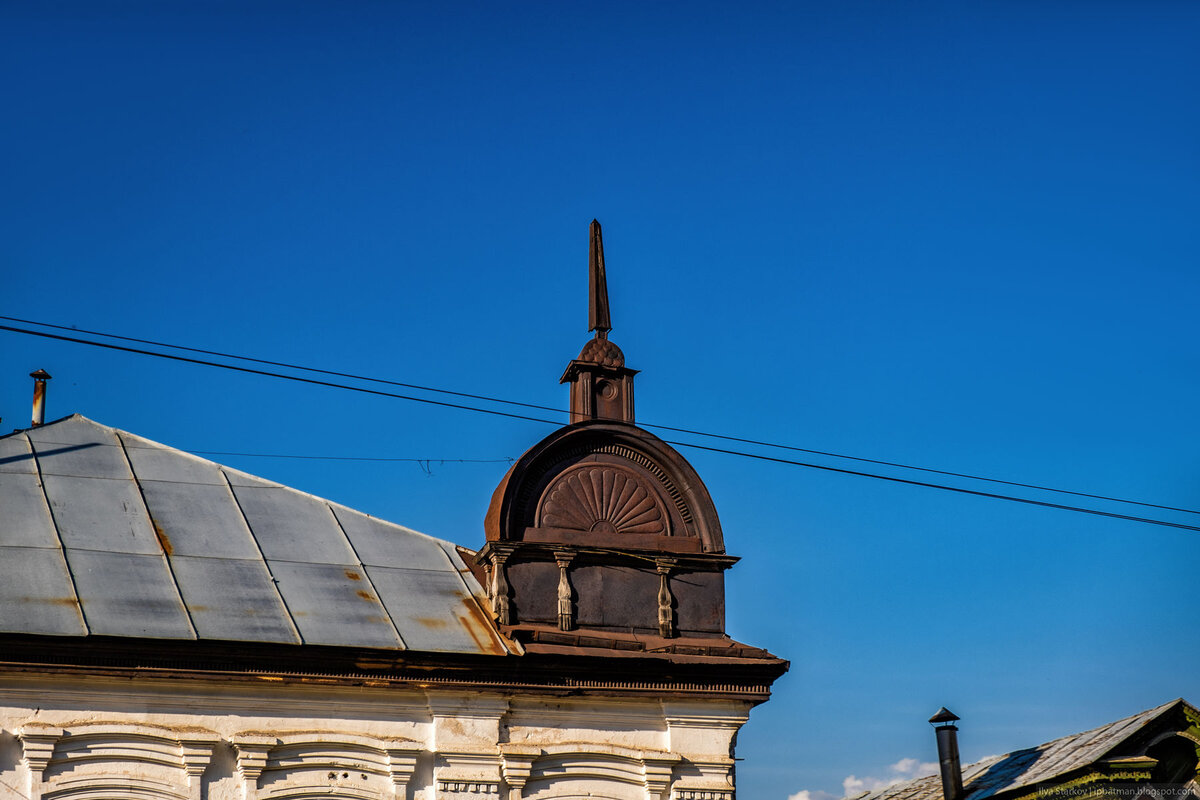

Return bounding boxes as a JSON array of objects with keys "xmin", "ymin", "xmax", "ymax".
[
  {"xmin": 42, "ymin": 777, "xmax": 189, "ymax": 800},
  {"xmin": 486, "ymin": 421, "xmax": 725, "ymax": 555},
  {"xmin": 501, "ymin": 742, "xmax": 679, "ymax": 800},
  {"xmin": 18, "ymin": 721, "xmax": 219, "ymax": 800},
  {"xmin": 232, "ymin": 732, "xmax": 422, "ymax": 800}
]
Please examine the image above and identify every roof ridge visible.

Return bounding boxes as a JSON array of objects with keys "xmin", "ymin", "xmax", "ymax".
[
  {"xmin": 849, "ymin": 699, "xmax": 1193, "ymax": 800},
  {"xmin": 1026, "ymin": 697, "xmax": 1184, "ymax": 754},
  {"xmin": 21, "ymin": 413, "xmax": 461, "ymax": 549}
]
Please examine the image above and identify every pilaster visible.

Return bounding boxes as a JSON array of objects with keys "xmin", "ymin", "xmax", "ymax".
[
  {"xmin": 232, "ymin": 735, "xmax": 275, "ymax": 800},
  {"xmin": 427, "ymin": 692, "xmax": 508, "ymax": 800},
  {"xmin": 642, "ymin": 754, "xmax": 678, "ymax": 800},
  {"xmin": 499, "ymin": 745, "xmax": 540, "ymax": 800},
  {"xmin": 179, "ymin": 733, "xmax": 221, "ymax": 800},
  {"xmin": 386, "ymin": 742, "xmax": 422, "ymax": 799},
  {"xmin": 18, "ymin": 723, "xmax": 62, "ymax": 800}
]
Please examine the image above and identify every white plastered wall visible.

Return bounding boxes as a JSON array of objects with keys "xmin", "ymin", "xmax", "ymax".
[{"xmin": 0, "ymin": 674, "xmax": 751, "ymax": 800}]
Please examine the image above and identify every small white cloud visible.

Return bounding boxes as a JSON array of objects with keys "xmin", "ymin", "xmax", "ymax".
[
  {"xmin": 890, "ymin": 758, "xmax": 939, "ymax": 779},
  {"xmin": 794, "ymin": 756, "xmax": 940, "ymax": 800},
  {"xmin": 789, "ymin": 790, "xmax": 840, "ymax": 800},
  {"xmin": 843, "ymin": 774, "xmax": 894, "ymax": 796}
]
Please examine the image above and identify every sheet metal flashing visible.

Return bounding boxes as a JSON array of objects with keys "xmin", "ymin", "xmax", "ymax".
[{"xmin": 0, "ymin": 415, "xmax": 513, "ymax": 656}]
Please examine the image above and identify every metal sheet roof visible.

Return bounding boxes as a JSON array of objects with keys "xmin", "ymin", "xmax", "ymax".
[
  {"xmin": 854, "ymin": 699, "xmax": 1190, "ymax": 800},
  {"xmin": 0, "ymin": 415, "xmax": 512, "ymax": 656}
]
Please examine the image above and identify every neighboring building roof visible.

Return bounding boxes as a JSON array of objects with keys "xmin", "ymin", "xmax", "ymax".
[
  {"xmin": 0, "ymin": 414, "xmax": 512, "ymax": 656},
  {"xmin": 857, "ymin": 699, "xmax": 1200, "ymax": 800}
]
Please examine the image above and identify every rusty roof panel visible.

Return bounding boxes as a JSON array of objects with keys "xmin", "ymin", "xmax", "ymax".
[
  {"xmin": 0, "ymin": 546, "xmax": 87, "ymax": 635},
  {"xmin": 0, "ymin": 416, "xmax": 513, "ymax": 655},
  {"xmin": 368, "ymin": 566, "xmax": 504, "ymax": 655},
  {"xmin": 268, "ymin": 561, "xmax": 404, "ymax": 648},
  {"xmin": 169, "ymin": 555, "xmax": 299, "ymax": 643},
  {"xmin": 332, "ymin": 505, "xmax": 454, "ymax": 571},
  {"xmin": 138, "ymin": 478, "xmax": 262, "ymax": 560},
  {"xmin": 228, "ymin": 475, "xmax": 359, "ymax": 566},
  {"xmin": 68, "ymin": 550, "xmax": 195, "ymax": 639}
]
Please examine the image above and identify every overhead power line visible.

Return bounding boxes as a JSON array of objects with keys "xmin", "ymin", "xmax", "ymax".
[
  {"xmin": 1, "ymin": 323, "xmax": 562, "ymax": 426},
  {"xmin": 671, "ymin": 440, "xmax": 1200, "ymax": 533},
  {"xmin": 6, "ymin": 315, "xmax": 1195, "ymax": 518},
  {"xmin": 3, "ymin": 319, "xmax": 1198, "ymax": 533},
  {"xmin": 187, "ymin": 450, "xmax": 512, "ymax": 464}
]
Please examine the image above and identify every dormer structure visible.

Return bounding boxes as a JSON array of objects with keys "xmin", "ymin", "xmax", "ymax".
[{"xmin": 479, "ymin": 221, "xmax": 741, "ymax": 644}]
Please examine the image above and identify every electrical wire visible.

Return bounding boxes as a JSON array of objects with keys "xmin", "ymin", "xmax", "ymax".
[
  {"xmin": 186, "ymin": 450, "xmax": 512, "ymax": 463},
  {"xmin": 5, "ymin": 314, "xmax": 1195, "ymax": 517},
  {"xmin": 4, "ymin": 321, "xmax": 1198, "ymax": 532},
  {"xmin": 1, "ymin": 323, "xmax": 562, "ymax": 426},
  {"xmin": 666, "ymin": 440, "xmax": 1200, "ymax": 533}
]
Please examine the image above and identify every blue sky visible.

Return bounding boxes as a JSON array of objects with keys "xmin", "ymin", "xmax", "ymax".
[{"xmin": 3, "ymin": 3, "xmax": 1199, "ymax": 799}]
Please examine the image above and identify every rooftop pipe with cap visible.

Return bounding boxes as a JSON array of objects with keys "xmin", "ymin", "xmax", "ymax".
[
  {"xmin": 30, "ymin": 369, "xmax": 51, "ymax": 428},
  {"xmin": 930, "ymin": 707, "xmax": 964, "ymax": 800}
]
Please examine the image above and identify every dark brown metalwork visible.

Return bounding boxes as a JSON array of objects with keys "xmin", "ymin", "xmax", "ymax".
[
  {"xmin": 0, "ymin": 632, "xmax": 787, "ymax": 701},
  {"xmin": 588, "ymin": 219, "xmax": 611, "ymax": 335},
  {"xmin": 480, "ymin": 221, "xmax": 749, "ymax": 644},
  {"xmin": 564, "ymin": 222, "xmax": 637, "ymax": 423}
]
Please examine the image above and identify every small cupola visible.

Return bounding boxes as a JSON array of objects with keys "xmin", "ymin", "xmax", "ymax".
[
  {"xmin": 479, "ymin": 221, "xmax": 735, "ymax": 642},
  {"xmin": 559, "ymin": 220, "xmax": 638, "ymax": 424}
]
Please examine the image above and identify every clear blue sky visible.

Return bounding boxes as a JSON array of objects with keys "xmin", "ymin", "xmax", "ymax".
[{"xmin": 3, "ymin": 3, "xmax": 1199, "ymax": 799}]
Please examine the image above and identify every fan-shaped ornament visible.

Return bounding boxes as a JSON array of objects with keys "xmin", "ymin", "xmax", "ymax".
[{"xmin": 540, "ymin": 466, "xmax": 666, "ymax": 536}]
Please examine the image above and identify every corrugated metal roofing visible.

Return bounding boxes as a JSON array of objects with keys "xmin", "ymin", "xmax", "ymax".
[
  {"xmin": 854, "ymin": 699, "xmax": 1189, "ymax": 800},
  {"xmin": 0, "ymin": 414, "xmax": 512, "ymax": 656}
]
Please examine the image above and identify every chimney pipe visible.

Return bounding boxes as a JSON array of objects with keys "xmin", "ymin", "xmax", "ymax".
[
  {"xmin": 30, "ymin": 369, "xmax": 51, "ymax": 427},
  {"xmin": 930, "ymin": 707, "xmax": 964, "ymax": 800}
]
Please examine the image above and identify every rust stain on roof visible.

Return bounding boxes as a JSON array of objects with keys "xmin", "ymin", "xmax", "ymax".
[
  {"xmin": 355, "ymin": 590, "xmax": 374, "ymax": 602},
  {"xmin": 151, "ymin": 518, "xmax": 173, "ymax": 556},
  {"xmin": 344, "ymin": 569, "xmax": 361, "ymax": 581},
  {"xmin": 457, "ymin": 596, "xmax": 505, "ymax": 655},
  {"xmin": 31, "ymin": 597, "xmax": 79, "ymax": 607},
  {"xmin": 412, "ymin": 617, "xmax": 449, "ymax": 629}
]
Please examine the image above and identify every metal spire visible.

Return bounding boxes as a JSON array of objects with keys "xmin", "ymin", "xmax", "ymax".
[{"xmin": 588, "ymin": 219, "xmax": 611, "ymax": 337}]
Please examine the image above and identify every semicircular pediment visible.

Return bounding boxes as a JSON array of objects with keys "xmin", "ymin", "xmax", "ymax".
[
  {"xmin": 486, "ymin": 420, "xmax": 724, "ymax": 554},
  {"xmin": 538, "ymin": 465, "xmax": 668, "ymax": 536}
]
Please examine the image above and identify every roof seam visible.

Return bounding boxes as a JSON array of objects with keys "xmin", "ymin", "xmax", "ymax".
[
  {"xmin": 435, "ymin": 542, "xmax": 511, "ymax": 655},
  {"xmin": 326, "ymin": 504, "xmax": 408, "ymax": 650},
  {"xmin": 17, "ymin": 417, "xmax": 459, "ymax": 548},
  {"xmin": 220, "ymin": 466, "xmax": 305, "ymax": 646},
  {"xmin": 39, "ymin": 545, "xmax": 468, "ymax": 573},
  {"xmin": 25, "ymin": 431, "xmax": 90, "ymax": 635},
  {"xmin": 115, "ymin": 431, "xmax": 199, "ymax": 641}
]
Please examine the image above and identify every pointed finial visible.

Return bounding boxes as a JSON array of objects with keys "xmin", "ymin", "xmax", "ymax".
[{"xmin": 588, "ymin": 219, "xmax": 611, "ymax": 337}]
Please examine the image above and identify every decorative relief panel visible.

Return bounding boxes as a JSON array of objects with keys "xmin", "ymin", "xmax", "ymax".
[
  {"xmin": 538, "ymin": 466, "xmax": 667, "ymax": 536},
  {"xmin": 18, "ymin": 723, "xmax": 218, "ymax": 800},
  {"xmin": 436, "ymin": 779, "xmax": 500, "ymax": 798}
]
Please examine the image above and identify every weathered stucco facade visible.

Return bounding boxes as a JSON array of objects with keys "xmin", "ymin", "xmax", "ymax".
[
  {"xmin": 0, "ymin": 675, "xmax": 756, "ymax": 800},
  {"xmin": 0, "ymin": 221, "xmax": 786, "ymax": 800}
]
